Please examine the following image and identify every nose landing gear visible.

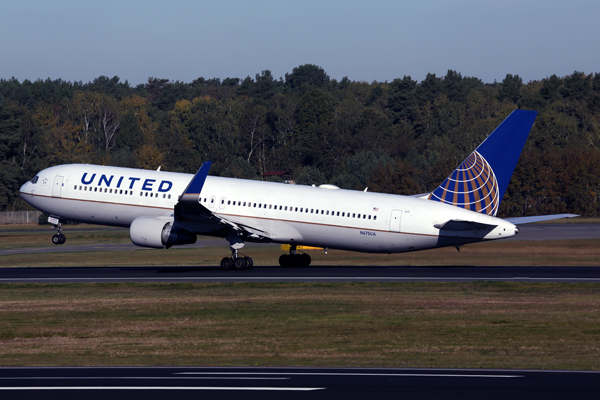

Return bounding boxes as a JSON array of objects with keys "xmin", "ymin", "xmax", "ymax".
[{"xmin": 50, "ymin": 218, "xmax": 66, "ymax": 245}]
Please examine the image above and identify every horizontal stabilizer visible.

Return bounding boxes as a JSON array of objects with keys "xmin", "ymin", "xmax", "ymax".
[
  {"xmin": 434, "ymin": 220, "xmax": 498, "ymax": 231},
  {"xmin": 504, "ymin": 214, "xmax": 579, "ymax": 225}
]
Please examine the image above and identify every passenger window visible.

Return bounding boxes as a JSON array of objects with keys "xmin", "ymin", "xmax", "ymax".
[
  {"xmin": 311, "ymin": 209, "xmax": 314, "ymax": 213},
  {"xmin": 269, "ymin": 205, "xmax": 272, "ymax": 209},
  {"xmin": 295, "ymin": 207, "xmax": 298, "ymax": 212},
  {"xmin": 168, "ymin": 195, "xmax": 171, "ymax": 199},
  {"xmin": 342, "ymin": 212, "xmax": 345, "ymax": 217},
  {"xmin": 94, "ymin": 188, "xmax": 97, "ymax": 192},
  {"xmin": 368, "ymin": 215, "xmax": 371, "ymax": 219}
]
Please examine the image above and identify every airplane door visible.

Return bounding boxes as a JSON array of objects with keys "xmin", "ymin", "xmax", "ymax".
[
  {"xmin": 389, "ymin": 210, "xmax": 402, "ymax": 232},
  {"xmin": 209, "ymin": 196, "xmax": 216, "ymax": 210},
  {"xmin": 52, "ymin": 176, "xmax": 64, "ymax": 198},
  {"xmin": 219, "ymin": 197, "xmax": 226, "ymax": 209}
]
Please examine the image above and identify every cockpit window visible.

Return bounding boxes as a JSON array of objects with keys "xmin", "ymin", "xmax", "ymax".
[{"xmin": 31, "ymin": 176, "xmax": 39, "ymax": 184}]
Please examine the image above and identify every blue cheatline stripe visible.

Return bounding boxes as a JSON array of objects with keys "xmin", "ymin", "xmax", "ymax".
[{"xmin": 184, "ymin": 161, "xmax": 212, "ymax": 195}]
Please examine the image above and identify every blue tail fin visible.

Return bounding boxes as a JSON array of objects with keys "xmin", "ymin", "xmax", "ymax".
[{"xmin": 428, "ymin": 109, "xmax": 537, "ymax": 216}]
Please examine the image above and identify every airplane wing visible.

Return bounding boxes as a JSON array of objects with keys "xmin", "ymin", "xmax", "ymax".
[
  {"xmin": 174, "ymin": 162, "xmax": 272, "ymax": 240},
  {"xmin": 504, "ymin": 214, "xmax": 579, "ymax": 225}
]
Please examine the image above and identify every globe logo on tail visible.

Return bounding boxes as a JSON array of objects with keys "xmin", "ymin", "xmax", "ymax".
[{"xmin": 428, "ymin": 151, "xmax": 500, "ymax": 216}]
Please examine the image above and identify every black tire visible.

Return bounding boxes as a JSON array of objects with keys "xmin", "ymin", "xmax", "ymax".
[
  {"xmin": 59, "ymin": 234, "xmax": 66, "ymax": 245},
  {"xmin": 301, "ymin": 253, "xmax": 311, "ymax": 267},
  {"xmin": 279, "ymin": 254, "xmax": 291, "ymax": 267},
  {"xmin": 52, "ymin": 234, "xmax": 61, "ymax": 245},
  {"xmin": 244, "ymin": 257, "xmax": 253, "ymax": 270},
  {"xmin": 220, "ymin": 257, "xmax": 233, "ymax": 270},
  {"xmin": 233, "ymin": 257, "xmax": 247, "ymax": 270},
  {"xmin": 292, "ymin": 254, "xmax": 304, "ymax": 268}
]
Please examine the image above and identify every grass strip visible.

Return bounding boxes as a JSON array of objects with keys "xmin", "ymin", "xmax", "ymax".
[
  {"xmin": 1, "ymin": 282, "xmax": 599, "ymax": 369},
  {"xmin": 2, "ymin": 239, "xmax": 600, "ymax": 267}
]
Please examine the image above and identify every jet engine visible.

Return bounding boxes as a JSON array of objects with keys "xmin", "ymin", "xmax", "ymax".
[{"xmin": 129, "ymin": 217, "xmax": 197, "ymax": 249}]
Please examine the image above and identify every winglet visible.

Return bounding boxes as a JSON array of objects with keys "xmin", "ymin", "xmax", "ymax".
[{"xmin": 181, "ymin": 161, "xmax": 212, "ymax": 201}]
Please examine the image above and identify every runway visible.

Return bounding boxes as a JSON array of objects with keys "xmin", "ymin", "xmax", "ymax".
[
  {"xmin": 0, "ymin": 367, "xmax": 598, "ymax": 400},
  {"xmin": 1, "ymin": 265, "xmax": 600, "ymax": 283}
]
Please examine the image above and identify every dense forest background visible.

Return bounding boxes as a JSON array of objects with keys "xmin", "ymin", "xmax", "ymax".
[{"xmin": 2, "ymin": 65, "xmax": 600, "ymax": 217}]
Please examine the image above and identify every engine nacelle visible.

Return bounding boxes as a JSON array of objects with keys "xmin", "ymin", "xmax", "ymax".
[{"xmin": 129, "ymin": 217, "xmax": 197, "ymax": 249}]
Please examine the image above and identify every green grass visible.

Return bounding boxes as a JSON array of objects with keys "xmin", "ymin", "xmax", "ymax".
[
  {"xmin": 0, "ymin": 282, "xmax": 599, "ymax": 369},
  {"xmin": 2, "ymin": 238, "xmax": 600, "ymax": 268}
]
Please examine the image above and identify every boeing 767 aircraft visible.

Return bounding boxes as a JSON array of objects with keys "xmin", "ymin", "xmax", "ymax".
[{"xmin": 19, "ymin": 109, "xmax": 576, "ymax": 269}]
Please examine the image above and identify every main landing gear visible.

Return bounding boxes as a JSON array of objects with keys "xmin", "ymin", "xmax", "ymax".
[
  {"xmin": 221, "ymin": 233, "xmax": 252, "ymax": 270},
  {"xmin": 220, "ymin": 253, "xmax": 253, "ymax": 270},
  {"xmin": 51, "ymin": 220, "xmax": 66, "ymax": 245},
  {"xmin": 278, "ymin": 244, "xmax": 311, "ymax": 267}
]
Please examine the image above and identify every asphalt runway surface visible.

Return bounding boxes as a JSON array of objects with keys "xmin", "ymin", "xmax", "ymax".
[
  {"xmin": 0, "ymin": 367, "xmax": 598, "ymax": 400},
  {"xmin": 2, "ymin": 265, "xmax": 600, "ymax": 283}
]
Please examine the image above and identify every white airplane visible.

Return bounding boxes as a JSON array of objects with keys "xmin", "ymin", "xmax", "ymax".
[{"xmin": 19, "ymin": 109, "xmax": 576, "ymax": 269}]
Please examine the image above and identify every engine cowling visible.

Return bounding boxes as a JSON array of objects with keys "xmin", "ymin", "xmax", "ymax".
[{"xmin": 129, "ymin": 217, "xmax": 197, "ymax": 249}]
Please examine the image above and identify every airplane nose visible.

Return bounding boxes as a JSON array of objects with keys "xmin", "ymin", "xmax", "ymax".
[{"xmin": 19, "ymin": 182, "xmax": 32, "ymax": 198}]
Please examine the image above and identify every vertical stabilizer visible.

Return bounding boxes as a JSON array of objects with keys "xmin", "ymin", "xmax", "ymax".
[{"xmin": 428, "ymin": 109, "xmax": 537, "ymax": 216}]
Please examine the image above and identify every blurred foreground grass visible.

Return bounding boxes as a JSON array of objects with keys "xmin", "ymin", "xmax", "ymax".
[{"xmin": 0, "ymin": 282, "xmax": 599, "ymax": 369}]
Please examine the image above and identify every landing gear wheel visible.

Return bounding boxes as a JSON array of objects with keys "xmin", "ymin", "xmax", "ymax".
[
  {"xmin": 244, "ymin": 257, "xmax": 253, "ymax": 270},
  {"xmin": 233, "ymin": 257, "xmax": 248, "ymax": 270},
  {"xmin": 220, "ymin": 257, "xmax": 233, "ymax": 270},
  {"xmin": 279, "ymin": 254, "xmax": 291, "ymax": 267},
  {"xmin": 300, "ymin": 253, "xmax": 311, "ymax": 267},
  {"xmin": 52, "ymin": 234, "xmax": 66, "ymax": 245},
  {"xmin": 292, "ymin": 254, "xmax": 305, "ymax": 268}
]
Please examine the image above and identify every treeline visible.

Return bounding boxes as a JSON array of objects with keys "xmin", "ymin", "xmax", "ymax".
[{"xmin": 1, "ymin": 65, "xmax": 600, "ymax": 217}]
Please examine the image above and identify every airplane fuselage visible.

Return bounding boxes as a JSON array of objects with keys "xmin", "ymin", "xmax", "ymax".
[{"xmin": 19, "ymin": 164, "xmax": 519, "ymax": 254}]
